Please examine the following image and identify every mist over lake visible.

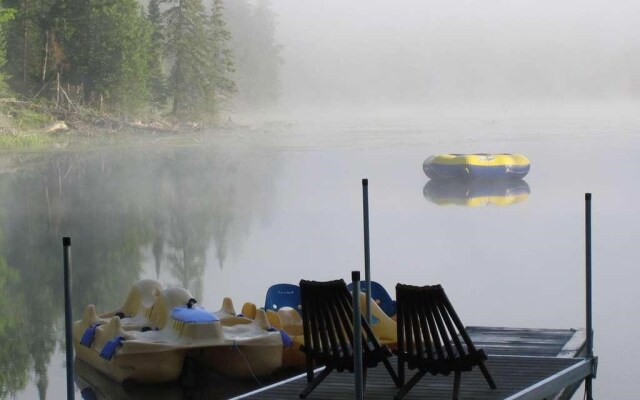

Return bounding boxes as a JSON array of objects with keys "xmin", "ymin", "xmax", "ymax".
[{"xmin": 1, "ymin": 0, "xmax": 639, "ymax": 398}]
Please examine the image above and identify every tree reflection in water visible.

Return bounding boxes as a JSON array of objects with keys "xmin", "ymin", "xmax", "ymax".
[{"xmin": 0, "ymin": 146, "xmax": 278, "ymax": 398}]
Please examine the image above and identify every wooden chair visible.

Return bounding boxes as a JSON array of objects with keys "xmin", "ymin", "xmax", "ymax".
[
  {"xmin": 299, "ymin": 279, "xmax": 400, "ymax": 398},
  {"xmin": 394, "ymin": 283, "xmax": 497, "ymax": 400}
]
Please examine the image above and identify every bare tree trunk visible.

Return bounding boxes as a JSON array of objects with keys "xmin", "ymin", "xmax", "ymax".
[
  {"xmin": 41, "ymin": 29, "xmax": 49, "ymax": 83},
  {"xmin": 22, "ymin": 0, "xmax": 29, "ymax": 93},
  {"xmin": 56, "ymin": 71, "xmax": 60, "ymax": 106}
]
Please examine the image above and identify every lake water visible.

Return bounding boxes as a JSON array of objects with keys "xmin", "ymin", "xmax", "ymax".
[{"xmin": 1, "ymin": 116, "xmax": 638, "ymax": 399}]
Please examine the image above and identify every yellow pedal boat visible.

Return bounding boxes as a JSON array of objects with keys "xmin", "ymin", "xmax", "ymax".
[{"xmin": 73, "ymin": 280, "xmax": 284, "ymax": 383}]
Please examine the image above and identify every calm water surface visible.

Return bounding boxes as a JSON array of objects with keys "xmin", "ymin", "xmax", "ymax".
[{"xmin": 1, "ymin": 118, "xmax": 638, "ymax": 399}]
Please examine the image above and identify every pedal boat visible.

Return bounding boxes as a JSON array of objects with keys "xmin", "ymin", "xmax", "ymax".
[{"xmin": 73, "ymin": 281, "xmax": 283, "ymax": 383}]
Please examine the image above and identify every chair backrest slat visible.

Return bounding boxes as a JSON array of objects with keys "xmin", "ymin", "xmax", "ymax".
[
  {"xmin": 300, "ymin": 287, "xmax": 314, "ymax": 350},
  {"xmin": 430, "ymin": 296, "xmax": 457, "ymax": 360},
  {"xmin": 411, "ymin": 292, "xmax": 427, "ymax": 359},
  {"xmin": 416, "ymin": 291, "xmax": 434, "ymax": 360},
  {"xmin": 440, "ymin": 290, "xmax": 479, "ymax": 353},
  {"xmin": 397, "ymin": 289, "xmax": 409, "ymax": 357},
  {"xmin": 313, "ymin": 296, "xmax": 325, "ymax": 355},
  {"xmin": 328, "ymin": 295, "xmax": 350, "ymax": 359},
  {"xmin": 423, "ymin": 294, "xmax": 446, "ymax": 360},
  {"xmin": 339, "ymin": 293, "xmax": 358, "ymax": 357},
  {"xmin": 435, "ymin": 297, "xmax": 467, "ymax": 357}
]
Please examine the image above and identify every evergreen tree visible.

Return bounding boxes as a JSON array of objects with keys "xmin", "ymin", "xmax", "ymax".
[
  {"xmin": 108, "ymin": 4, "xmax": 153, "ymax": 112},
  {"xmin": 208, "ymin": 0, "xmax": 235, "ymax": 116},
  {"xmin": 3, "ymin": 0, "xmax": 57, "ymax": 95},
  {"xmin": 247, "ymin": 0, "xmax": 281, "ymax": 110},
  {"xmin": 63, "ymin": 0, "xmax": 92, "ymax": 99},
  {"xmin": 223, "ymin": 0, "xmax": 281, "ymax": 112},
  {"xmin": 222, "ymin": 0, "xmax": 251, "ymax": 108},
  {"xmin": 64, "ymin": 0, "xmax": 153, "ymax": 113},
  {"xmin": 163, "ymin": 0, "xmax": 211, "ymax": 118},
  {"xmin": 148, "ymin": 0, "xmax": 167, "ymax": 109},
  {"xmin": 0, "ymin": 6, "xmax": 16, "ymax": 94}
]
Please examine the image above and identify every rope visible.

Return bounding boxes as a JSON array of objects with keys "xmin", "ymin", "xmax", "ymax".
[{"xmin": 232, "ymin": 341, "xmax": 262, "ymax": 386}]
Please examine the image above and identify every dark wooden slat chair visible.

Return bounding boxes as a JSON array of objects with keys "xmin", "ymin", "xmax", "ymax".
[
  {"xmin": 395, "ymin": 283, "xmax": 497, "ymax": 400},
  {"xmin": 299, "ymin": 279, "xmax": 400, "ymax": 398}
]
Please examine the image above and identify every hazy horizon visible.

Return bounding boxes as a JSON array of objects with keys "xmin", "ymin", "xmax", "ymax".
[{"xmin": 269, "ymin": 0, "xmax": 640, "ymax": 119}]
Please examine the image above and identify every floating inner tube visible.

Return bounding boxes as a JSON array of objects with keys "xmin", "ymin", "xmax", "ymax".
[
  {"xmin": 423, "ymin": 179, "xmax": 530, "ymax": 207},
  {"xmin": 423, "ymin": 153, "xmax": 530, "ymax": 180}
]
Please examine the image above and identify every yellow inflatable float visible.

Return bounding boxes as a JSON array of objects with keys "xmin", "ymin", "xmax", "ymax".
[{"xmin": 423, "ymin": 153, "xmax": 530, "ymax": 180}]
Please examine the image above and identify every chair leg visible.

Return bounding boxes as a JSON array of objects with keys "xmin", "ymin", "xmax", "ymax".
[
  {"xmin": 478, "ymin": 360, "xmax": 497, "ymax": 389},
  {"xmin": 452, "ymin": 371, "xmax": 461, "ymax": 400},
  {"xmin": 305, "ymin": 357, "xmax": 314, "ymax": 383},
  {"xmin": 398, "ymin": 356, "xmax": 405, "ymax": 387},
  {"xmin": 394, "ymin": 369, "xmax": 427, "ymax": 400},
  {"xmin": 300, "ymin": 366, "xmax": 333, "ymax": 399},
  {"xmin": 382, "ymin": 357, "xmax": 401, "ymax": 387}
]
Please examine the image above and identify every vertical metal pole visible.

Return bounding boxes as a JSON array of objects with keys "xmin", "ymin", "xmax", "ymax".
[
  {"xmin": 361, "ymin": 179, "xmax": 372, "ymax": 325},
  {"xmin": 63, "ymin": 237, "xmax": 75, "ymax": 400},
  {"xmin": 352, "ymin": 271, "xmax": 364, "ymax": 400},
  {"xmin": 585, "ymin": 193, "xmax": 594, "ymax": 399}
]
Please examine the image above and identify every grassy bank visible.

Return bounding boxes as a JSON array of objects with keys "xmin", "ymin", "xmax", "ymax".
[
  {"xmin": 0, "ymin": 98, "xmax": 59, "ymax": 150},
  {"xmin": 0, "ymin": 133, "xmax": 54, "ymax": 149},
  {"xmin": 0, "ymin": 97, "xmax": 179, "ymax": 151},
  {"xmin": 0, "ymin": 97, "xmax": 257, "ymax": 152}
]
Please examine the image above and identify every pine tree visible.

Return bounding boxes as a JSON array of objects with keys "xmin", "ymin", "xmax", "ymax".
[
  {"xmin": 3, "ymin": 0, "xmax": 57, "ymax": 95},
  {"xmin": 208, "ymin": 0, "xmax": 236, "ymax": 116},
  {"xmin": 163, "ymin": 0, "xmax": 213, "ymax": 119},
  {"xmin": 107, "ymin": 4, "xmax": 153, "ymax": 113},
  {"xmin": 63, "ymin": 0, "xmax": 153, "ymax": 113},
  {"xmin": 223, "ymin": 0, "xmax": 281, "ymax": 112},
  {"xmin": 0, "ymin": 7, "xmax": 17, "ymax": 94},
  {"xmin": 148, "ymin": 0, "xmax": 167, "ymax": 109},
  {"xmin": 222, "ymin": 0, "xmax": 251, "ymax": 108},
  {"xmin": 248, "ymin": 0, "xmax": 281, "ymax": 110}
]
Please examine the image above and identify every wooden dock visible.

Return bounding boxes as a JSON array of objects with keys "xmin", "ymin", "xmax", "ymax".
[{"xmin": 231, "ymin": 327, "xmax": 593, "ymax": 400}]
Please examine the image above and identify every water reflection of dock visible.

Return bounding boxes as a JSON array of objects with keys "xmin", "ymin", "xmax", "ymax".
[{"xmin": 423, "ymin": 179, "xmax": 530, "ymax": 207}]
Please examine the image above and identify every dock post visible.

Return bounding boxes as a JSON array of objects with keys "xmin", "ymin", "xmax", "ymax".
[
  {"xmin": 351, "ymin": 271, "xmax": 364, "ymax": 400},
  {"xmin": 585, "ymin": 193, "xmax": 594, "ymax": 399},
  {"xmin": 361, "ymin": 179, "xmax": 372, "ymax": 325},
  {"xmin": 63, "ymin": 237, "xmax": 75, "ymax": 400}
]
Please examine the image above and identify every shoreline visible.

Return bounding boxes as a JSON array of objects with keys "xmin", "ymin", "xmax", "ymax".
[{"xmin": 0, "ymin": 97, "xmax": 258, "ymax": 151}]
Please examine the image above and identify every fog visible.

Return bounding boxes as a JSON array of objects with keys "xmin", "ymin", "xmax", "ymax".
[{"xmin": 272, "ymin": 0, "xmax": 640, "ymax": 119}]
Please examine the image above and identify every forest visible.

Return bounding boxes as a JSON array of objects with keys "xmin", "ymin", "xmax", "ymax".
[{"xmin": 0, "ymin": 0, "xmax": 281, "ymax": 127}]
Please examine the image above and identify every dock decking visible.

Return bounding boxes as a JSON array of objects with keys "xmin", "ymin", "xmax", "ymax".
[{"xmin": 231, "ymin": 327, "xmax": 591, "ymax": 400}]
